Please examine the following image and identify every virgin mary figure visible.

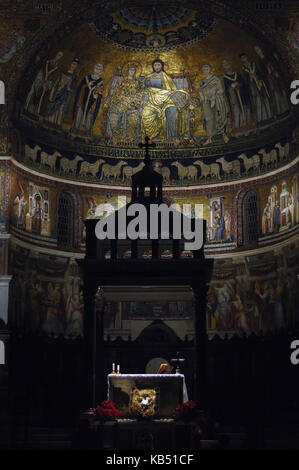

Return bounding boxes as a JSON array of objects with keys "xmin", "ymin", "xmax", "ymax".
[
  {"xmin": 106, "ymin": 63, "xmax": 145, "ymax": 142},
  {"xmin": 141, "ymin": 59, "xmax": 190, "ymax": 142}
]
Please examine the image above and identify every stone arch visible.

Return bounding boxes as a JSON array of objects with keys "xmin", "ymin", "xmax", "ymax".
[
  {"xmin": 135, "ymin": 320, "xmax": 182, "ymax": 345},
  {"xmin": 56, "ymin": 189, "xmax": 82, "ymax": 249}
]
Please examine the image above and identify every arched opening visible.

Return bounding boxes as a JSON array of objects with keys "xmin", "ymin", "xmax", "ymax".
[
  {"xmin": 57, "ymin": 193, "xmax": 73, "ymax": 248},
  {"xmin": 244, "ymin": 190, "xmax": 259, "ymax": 245}
]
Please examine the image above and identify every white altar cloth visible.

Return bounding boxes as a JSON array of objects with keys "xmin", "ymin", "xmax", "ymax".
[
  {"xmin": 108, "ymin": 374, "xmax": 188, "ymax": 402},
  {"xmin": 107, "ymin": 374, "xmax": 189, "ymax": 418}
]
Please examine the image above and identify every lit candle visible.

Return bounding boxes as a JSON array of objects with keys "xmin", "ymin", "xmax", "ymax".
[
  {"xmin": 112, "ymin": 363, "xmax": 115, "ymax": 374},
  {"xmin": 117, "ymin": 364, "xmax": 120, "ymax": 374}
]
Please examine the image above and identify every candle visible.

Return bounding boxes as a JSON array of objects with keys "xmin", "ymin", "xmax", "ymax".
[
  {"xmin": 117, "ymin": 364, "xmax": 120, "ymax": 374},
  {"xmin": 112, "ymin": 363, "xmax": 116, "ymax": 374}
]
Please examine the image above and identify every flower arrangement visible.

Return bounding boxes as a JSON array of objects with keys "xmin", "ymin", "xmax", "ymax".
[
  {"xmin": 173, "ymin": 400, "xmax": 197, "ymax": 421},
  {"xmin": 95, "ymin": 400, "xmax": 122, "ymax": 421},
  {"xmin": 173, "ymin": 401, "xmax": 216, "ymax": 440}
]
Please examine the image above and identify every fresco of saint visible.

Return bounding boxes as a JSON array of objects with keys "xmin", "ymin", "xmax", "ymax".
[
  {"xmin": 213, "ymin": 283, "xmax": 232, "ymax": 330},
  {"xmin": 105, "ymin": 63, "xmax": 145, "ymax": 142},
  {"xmin": 64, "ymin": 293, "xmax": 84, "ymax": 339},
  {"xmin": 141, "ymin": 59, "xmax": 190, "ymax": 142},
  {"xmin": 42, "ymin": 283, "xmax": 65, "ymax": 338}
]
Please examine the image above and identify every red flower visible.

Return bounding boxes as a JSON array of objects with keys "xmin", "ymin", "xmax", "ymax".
[
  {"xmin": 173, "ymin": 400, "xmax": 197, "ymax": 421},
  {"xmin": 95, "ymin": 400, "xmax": 122, "ymax": 421},
  {"xmin": 101, "ymin": 400, "xmax": 117, "ymax": 410}
]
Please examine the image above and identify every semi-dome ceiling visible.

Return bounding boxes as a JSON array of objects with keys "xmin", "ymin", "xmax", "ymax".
[
  {"xmin": 91, "ymin": 4, "xmax": 214, "ymax": 50},
  {"xmin": 13, "ymin": 1, "xmax": 297, "ymax": 185}
]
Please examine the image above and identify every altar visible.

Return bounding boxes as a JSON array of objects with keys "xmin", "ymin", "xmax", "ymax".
[
  {"xmin": 77, "ymin": 143, "xmax": 214, "ymax": 449},
  {"xmin": 78, "ymin": 140, "xmax": 214, "ymax": 420},
  {"xmin": 108, "ymin": 374, "xmax": 188, "ymax": 418}
]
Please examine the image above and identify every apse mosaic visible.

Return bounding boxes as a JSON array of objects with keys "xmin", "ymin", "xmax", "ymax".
[
  {"xmin": 20, "ymin": 21, "xmax": 291, "ymax": 148},
  {"xmin": 13, "ymin": 8, "xmax": 296, "ymax": 185}
]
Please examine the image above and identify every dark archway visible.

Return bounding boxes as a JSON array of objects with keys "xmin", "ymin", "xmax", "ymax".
[
  {"xmin": 243, "ymin": 190, "xmax": 259, "ymax": 246},
  {"xmin": 57, "ymin": 193, "xmax": 73, "ymax": 248}
]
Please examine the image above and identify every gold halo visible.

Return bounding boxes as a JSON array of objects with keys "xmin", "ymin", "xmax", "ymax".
[{"xmin": 121, "ymin": 61, "xmax": 143, "ymax": 79}]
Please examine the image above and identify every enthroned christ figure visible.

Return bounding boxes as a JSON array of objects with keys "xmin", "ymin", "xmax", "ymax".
[{"xmin": 141, "ymin": 59, "xmax": 190, "ymax": 143}]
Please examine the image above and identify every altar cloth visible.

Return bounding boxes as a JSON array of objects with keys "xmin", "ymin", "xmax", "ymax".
[{"xmin": 107, "ymin": 374, "xmax": 188, "ymax": 418}]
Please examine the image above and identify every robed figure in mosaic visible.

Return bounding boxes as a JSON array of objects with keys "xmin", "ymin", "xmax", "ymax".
[
  {"xmin": 71, "ymin": 63, "xmax": 104, "ymax": 134},
  {"xmin": 141, "ymin": 59, "xmax": 190, "ymax": 142},
  {"xmin": 45, "ymin": 58, "xmax": 80, "ymax": 126},
  {"xmin": 222, "ymin": 59, "xmax": 251, "ymax": 131},
  {"xmin": 240, "ymin": 53, "xmax": 271, "ymax": 124},
  {"xmin": 106, "ymin": 63, "xmax": 146, "ymax": 142},
  {"xmin": 25, "ymin": 51, "xmax": 64, "ymax": 116},
  {"xmin": 198, "ymin": 64, "xmax": 229, "ymax": 145}
]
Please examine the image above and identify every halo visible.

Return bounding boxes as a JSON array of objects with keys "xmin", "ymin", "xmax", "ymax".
[{"xmin": 122, "ymin": 61, "xmax": 143, "ymax": 79}]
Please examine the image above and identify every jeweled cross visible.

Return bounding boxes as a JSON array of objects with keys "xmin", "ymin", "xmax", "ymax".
[{"xmin": 138, "ymin": 136, "xmax": 156, "ymax": 167}]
